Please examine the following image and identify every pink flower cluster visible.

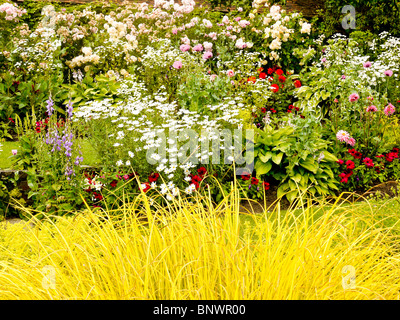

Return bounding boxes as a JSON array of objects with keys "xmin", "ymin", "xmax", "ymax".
[
  {"xmin": 384, "ymin": 103, "xmax": 396, "ymax": 116},
  {"xmin": 336, "ymin": 130, "xmax": 356, "ymax": 146},
  {"xmin": 0, "ymin": 2, "xmax": 26, "ymax": 21},
  {"xmin": 348, "ymin": 93, "xmax": 360, "ymax": 102}
]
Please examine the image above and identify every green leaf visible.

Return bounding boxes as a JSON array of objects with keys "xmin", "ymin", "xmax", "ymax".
[
  {"xmin": 299, "ymin": 159, "xmax": 318, "ymax": 174},
  {"xmin": 255, "ymin": 160, "xmax": 272, "ymax": 175},
  {"xmin": 272, "ymin": 152, "xmax": 283, "ymax": 165},
  {"xmin": 321, "ymin": 151, "xmax": 338, "ymax": 162},
  {"xmin": 321, "ymin": 90, "xmax": 331, "ymax": 100},
  {"xmin": 259, "ymin": 151, "xmax": 272, "ymax": 163},
  {"xmin": 52, "ymin": 184, "xmax": 62, "ymax": 191}
]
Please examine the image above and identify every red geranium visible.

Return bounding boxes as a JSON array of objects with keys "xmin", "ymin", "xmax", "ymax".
[
  {"xmin": 346, "ymin": 160, "xmax": 355, "ymax": 170},
  {"xmin": 148, "ymin": 172, "xmax": 160, "ymax": 182},
  {"xmin": 339, "ymin": 170, "xmax": 353, "ymax": 183},
  {"xmin": 251, "ymin": 177, "xmax": 259, "ymax": 185},
  {"xmin": 294, "ymin": 80, "xmax": 302, "ymax": 88},
  {"xmin": 141, "ymin": 182, "xmax": 151, "ymax": 193},
  {"xmin": 197, "ymin": 166, "xmax": 207, "ymax": 176},
  {"xmin": 348, "ymin": 149, "xmax": 363, "ymax": 159},
  {"xmin": 271, "ymin": 84, "xmax": 279, "ymax": 93},
  {"xmin": 259, "ymin": 72, "xmax": 267, "ymax": 79},
  {"xmin": 241, "ymin": 173, "xmax": 251, "ymax": 180},
  {"xmin": 191, "ymin": 181, "xmax": 200, "ymax": 190},
  {"xmin": 191, "ymin": 175, "xmax": 202, "ymax": 183},
  {"xmin": 385, "ymin": 152, "xmax": 399, "ymax": 162},
  {"xmin": 267, "ymin": 68, "xmax": 274, "ymax": 75},
  {"xmin": 247, "ymin": 76, "xmax": 256, "ymax": 83},
  {"xmin": 93, "ymin": 191, "xmax": 103, "ymax": 201},
  {"xmin": 278, "ymin": 75, "xmax": 286, "ymax": 83},
  {"xmin": 275, "ymin": 69, "xmax": 284, "ymax": 76},
  {"xmin": 363, "ymin": 157, "xmax": 374, "ymax": 168}
]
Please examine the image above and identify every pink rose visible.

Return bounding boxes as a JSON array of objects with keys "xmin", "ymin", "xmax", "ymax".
[
  {"xmin": 173, "ymin": 61, "xmax": 182, "ymax": 69},
  {"xmin": 192, "ymin": 44, "xmax": 203, "ymax": 52},
  {"xmin": 202, "ymin": 51, "xmax": 213, "ymax": 60},
  {"xmin": 384, "ymin": 70, "xmax": 393, "ymax": 77},
  {"xmin": 227, "ymin": 70, "xmax": 235, "ymax": 77},
  {"xmin": 349, "ymin": 93, "xmax": 360, "ymax": 102},
  {"xmin": 180, "ymin": 44, "xmax": 191, "ymax": 52}
]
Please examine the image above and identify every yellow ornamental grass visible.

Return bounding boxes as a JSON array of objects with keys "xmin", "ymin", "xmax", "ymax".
[{"xmin": 0, "ymin": 189, "xmax": 400, "ymax": 300}]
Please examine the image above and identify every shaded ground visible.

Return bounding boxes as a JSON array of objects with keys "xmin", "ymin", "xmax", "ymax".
[{"xmin": 239, "ymin": 181, "xmax": 400, "ymax": 214}]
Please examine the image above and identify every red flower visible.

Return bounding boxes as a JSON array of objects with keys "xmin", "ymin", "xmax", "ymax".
[
  {"xmin": 270, "ymin": 108, "xmax": 276, "ymax": 113},
  {"xmin": 141, "ymin": 182, "xmax": 151, "ymax": 193},
  {"xmin": 278, "ymin": 75, "xmax": 286, "ymax": 83},
  {"xmin": 275, "ymin": 69, "xmax": 284, "ymax": 76},
  {"xmin": 288, "ymin": 105, "xmax": 294, "ymax": 110},
  {"xmin": 339, "ymin": 170, "xmax": 353, "ymax": 183},
  {"xmin": 148, "ymin": 172, "xmax": 160, "ymax": 182},
  {"xmin": 262, "ymin": 181, "xmax": 270, "ymax": 190},
  {"xmin": 259, "ymin": 72, "xmax": 267, "ymax": 79},
  {"xmin": 241, "ymin": 173, "xmax": 251, "ymax": 180},
  {"xmin": 363, "ymin": 157, "xmax": 374, "ymax": 168},
  {"xmin": 385, "ymin": 152, "xmax": 399, "ymax": 162},
  {"xmin": 376, "ymin": 154, "xmax": 384, "ymax": 158},
  {"xmin": 339, "ymin": 173, "xmax": 349, "ymax": 184},
  {"xmin": 294, "ymin": 80, "xmax": 302, "ymax": 88},
  {"xmin": 392, "ymin": 147, "xmax": 399, "ymax": 153},
  {"xmin": 8, "ymin": 117, "xmax": 14, "ymax": 124},
  {"xmin": 257, "ymin": 67, "xmax": 263, "ymax": 73},
  {"xmin": 299, "ymin": 115, "xmax": 305, "ymax": 119},
  {"xmin": 336, "ymin": 159, "xmax": 344, "ymax": 165},
  {"xmin": 197, "ymin": 166, "xmax": 207, "ymax": 176},
  {"xmin": 261, "ymin": 107, "xmax": 266, "ymax": 113},
  {"xmin": 271, "ymin": 84, "xmax": 279, "ymax": 93},
  {"xmin": 93, "ymin": 192, "xmax": 103, "ymax": 201},
  {"xmin": 192, "ymin": 175, "xmax": 202, "ymax": 183},
  {"xmin": 191, "ymin": 181, "xmax": 200, "ymax": 190},
  {"xmin": 247, "ymin": 76, "xmax": 256, "ymax": 83},
  {"xmin": 251, "ymin": 177, "xmax": 259, "ymax": 185},
  {"xmin": 267, "ymin": 68, "xmax": 274, "ymax": 75},
  {"xmin": 295, "ymin": 106, "xmax": 300, "ymax": 112},
  {"xmin": 110, "ymin": 180, "xmax": 118, "ymax": 188},
  {"xmin": 348, "ymin": 149, "xmax": 363, "ymax": 159},
  {"xmin": 346, "ymin": 160, "xmax": 355, "ymax": 170}
]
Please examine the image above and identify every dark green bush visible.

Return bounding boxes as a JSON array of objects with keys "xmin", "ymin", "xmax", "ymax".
[{"xmin": 315, "ymin": 0, "xmax": 400, "ymax": 37}]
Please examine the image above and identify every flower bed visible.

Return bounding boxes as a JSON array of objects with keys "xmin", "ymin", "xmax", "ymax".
[{"xmin": 0, "ymin": 0, "xmax": 399, "ymax": 217}]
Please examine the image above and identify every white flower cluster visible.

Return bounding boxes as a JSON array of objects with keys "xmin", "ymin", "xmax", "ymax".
[
  {"xmin": 262, "ymin": 5, "xmax": 299, "ymax": 60},
  {"xmin": 74, "ymin": 76, "xmax": 245, "ymax": 199},
  {"xmin": 10, "ymin": 31, "xmax": 62, "ymax": 74},
  {"xmin": 66, "ymin": 46, "xmax": 101, "ymax": 69}
]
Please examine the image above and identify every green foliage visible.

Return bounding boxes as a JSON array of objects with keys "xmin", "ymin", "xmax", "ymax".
[
  {"xmin": 315, "ymin": 0, "xmax": 400, "ymax": 37},
  {"xmin": 254, "ymin": 114, "xmax": 339, "ymax": 202},
  {"xmin": 177, "ymin": 71, "xmax": 232, "ymax": 113},
  {"xmin": 62, "ymin": 73, "xmax": 122, "ymax": 107}
]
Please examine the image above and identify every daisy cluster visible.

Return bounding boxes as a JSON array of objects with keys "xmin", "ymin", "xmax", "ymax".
[{"xmin": 74, "ymin": 77, "xmax": 245, "ymax": 198}]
